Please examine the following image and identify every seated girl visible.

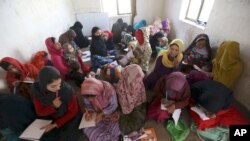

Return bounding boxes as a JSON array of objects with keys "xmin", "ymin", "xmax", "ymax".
[
  {"xmin": 63, "ymin": 43, "xmax": 90, "ymax": 74},
  {"xmin": 182, "ymin": 34, "xmax": 212, "ymax": 74},
  {"xmin": 187, "ymin": 41, "xmax": 243, "ymax": 90},
  {"xmin": 0, "ymin": 93, "xmax": 36, "ymax": 141},
  {"xmin": 59, "ymin": 29, "xmax": 79, "ymax": 51},
  {"xmin": 130, "ymin": 27, "xmax": 152, "ymax": 73},
  {"xmin": 116, "ymin": 64, "xmax": 147, "ymax": 135},
  {"xmin": 70, "ymin": 21, "xmax": 90, "ymax": 48},
  {"xmin": 190, "ymin": 80, "xmax": 248, "ymax": 130},
  {"xmin": 81, "ymin": 78, "xmax": 120, "ymax": 141},
  {"xmin": 45, "ymin": 37, "xmax": 69, "ymax": 78},
  {"xmin": 30, "ymin": 66, "xmax": 82, "ymax": 141},
  {"xmin": 0, "ymin": 57, "xmax": 38, "ymax": 92},
  {"xmin": 90, "ymin": 27, "xmax": 114, "ymax": 69},
  {"xmin": 149, "ymin": 31, "xmax": 168, "ymax": 57},
  {"xmin": 144, "ymin": 39, "xmax": 184, "ymax": 90},
  {"xmin": 147, "ymin": 72, "xmax": 191, "ymax": 122},
  {"xmin": 31, "ymin": 50, "xmax": 53, "ymax": 70}
]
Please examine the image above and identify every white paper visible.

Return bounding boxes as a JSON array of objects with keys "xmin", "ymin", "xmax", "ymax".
[
  {"xmin": 79, "ymin": 113, "xmax": 96, "ymax": 129},
  {"xmin": 172, "ymin": 109, "xmax": 181, "ymax": 126},
  {"xmin": 191, "ymin": 106, "xmax": 210, "ymax": 120},
  {"xmin": 160, "ymin": 98, "xmax": 168, "ymax": 110},
  {"xmin": 19, "ymin": 119, "xmax": 52, "ymax": 141},
  {"xmin": 81, "ymin": 51, "xmax": 91, "ymax": 62}
]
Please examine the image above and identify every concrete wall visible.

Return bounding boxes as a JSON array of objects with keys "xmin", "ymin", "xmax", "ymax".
[
  {"xmin": 163, "ymin": 0, "xmax": 250, "ymax": 110},
  {"xmin": 0, "ymin": 0, "xmax": 75, "ymax": 91}
]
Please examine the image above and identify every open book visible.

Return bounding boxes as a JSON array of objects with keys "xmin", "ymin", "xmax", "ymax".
[
  {"xmin": 79, "ymin": 113, "xmax": 96, "ymax": 129},
  {"xmin": 19, "ymin": 119, "xmax": 52, "ymax": 141},
  {"xmin": 191, "ymin": 106, "xmax": 210, "ymax": 120}
]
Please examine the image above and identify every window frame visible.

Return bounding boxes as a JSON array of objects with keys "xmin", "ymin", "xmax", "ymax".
[
  {"xmin": 117, "ymin": 0, "xmax": 132, "ymax": 15},
  {"xmin": 185, "ymin": 0, "xmax": 205, "ymax": 23}
]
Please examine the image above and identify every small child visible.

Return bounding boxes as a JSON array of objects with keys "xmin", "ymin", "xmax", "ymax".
[{"xmin": 66, "ymin": 61, "xmax": 85, "ymax": 87}]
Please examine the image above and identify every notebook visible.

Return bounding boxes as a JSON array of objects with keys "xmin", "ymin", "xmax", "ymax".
[
  {"xmin": 191, "ymin": 106, "xmax": 210, "ymax": 120},
  {"xmin": 19, "ymin": 119, "xmax": 52, "ymax": 141},
  {"xmin": 79, "ymin": 113, "xmax": 96, "ymax": 129}
]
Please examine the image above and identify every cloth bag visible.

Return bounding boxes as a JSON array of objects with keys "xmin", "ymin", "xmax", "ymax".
[
  {"xmin": 191, "ymin": 122, "xmax": 229, "ymax": 141},
  {"xmin": 166, "ymin": 118, "xmax": 190, "ymax": 141}
]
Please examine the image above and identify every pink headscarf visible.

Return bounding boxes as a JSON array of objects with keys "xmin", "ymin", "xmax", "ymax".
[
  {"xmin": 116, "ymin": 64, "xmax": 146, "ymax": 114},
  {"xmin": 81, "ymin": 78, "xmax": 115, "ymax": 111},
  {"xmin": 45, "ymin": 37, "xmax": 68, "ymax": 77}
]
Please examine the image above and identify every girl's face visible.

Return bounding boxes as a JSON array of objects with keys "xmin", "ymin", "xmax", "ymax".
[
  {"xmin": 54, "ymin": 42, "xmax": 61, "ymax": 50},
  {"xmin": 46, "ymin": 78, "xmax": 62, "ymax": 92},
  {"xmin": 95, "ymin": 29, "xmax": 102, "ymax": 37},
  {"xmin": 7, "ymin": 65, "xmax": 20, "ymax": 74},
  {"xmin": 169, "ymin": 44, "xmax": 179, "ymax": 57},
  {"xmin": 103, "ymin": 33, "xmax": 109, "ymax": 41},
  {"xmin": 82, "ymin": 94, "xmax": 96, "ymax": 101},
  {"xmin": 67, "ymin": 45, "xmax": 74, "ymax": 53},
  {"xmin": 158, "ymin": 37, "xmax": 166, "ymax": 46},
  {"xmin": 196, "ymin": 40, "xmax": 206, "ymax": 49}
]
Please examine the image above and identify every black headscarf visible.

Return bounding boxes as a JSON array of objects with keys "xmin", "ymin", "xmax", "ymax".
[
  {"xmin": 90, "ymin": 27, "xmax": 107, "ymax": 57},
  {"xmin": 31, "ymin": 66, "xmax": 74, "ymax": 117},
  {"xmin": 184, "ymin": 34, "xmax": 212, "ymax": 61},
  {"xmin": 70, "ymin": 21, "xmax": 89, "ymax": 48},
  {"xmin": 0, "ymin": 93, "xmax": 36, "ymax": 134},
  {"xmin": 191, "ymin": 80, "xmax": 233, "ymax": 114}
]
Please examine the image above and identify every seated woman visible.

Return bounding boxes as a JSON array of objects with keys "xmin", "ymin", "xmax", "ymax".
[
  {"xmin": 190, "ymin": 80, "xmax": 248, "ymax": 130},
  {"xmin": 59, "ymin": 29, "xmax": 79, "ymax": 51},
  {"xmin": 116, "ymin": 64, "xmax": 147, "ymax": 135},
  {"xmin": 103, "ymin": 30, "xmax": 115, "ymax": 50},
  {"xmin": 130, "ymin": 27, "xmax": 152, "ymax": 73},
  {"xmin": 147, "ymin": 72, "xmax": 191, "ymax": 122},
  {"xmin": 31, "ymin": 50, "xmax": 53, "ymax": 70},
  {"xmin": 149, "ymin": 31, "xmax": 168, "ymax": 57},
  {"xmin": 0, "ymin": 57, "xmax": 38, "ymax": 92},
  {"xmin": 0, "ymin": 93, "xmax": 36, "ymax": 141},
  {"xmin": 90, "ymin": 27, "xmax": 113, "ymax": 69},
  {"xmin": 144, "ymin": 39, "xmax": 184, "ymax": 90},
  {"xmin": 30, "ymin": 66, "xmax": 82, "ymax": 141},
  {"xmin": 63, "ymin": 43, "xmax": 90, "ymax": 74},
  {"xmin": 45, "ymin": 37, "xmax": 69, "ymax": 78},
  {"xmin": 81, "ymin": 77, "xmax": 120, "ymax": 141},
  {"xmin": 187, "ymin": 41, "xmax": 243, "ymax": 90},
  {"xmin": 70, "ymin": 21, "xmax": 90, "ymax": 48},
  {"xmin": 182, "ymin": 34, "xmax": 212, "ymax": 74}
]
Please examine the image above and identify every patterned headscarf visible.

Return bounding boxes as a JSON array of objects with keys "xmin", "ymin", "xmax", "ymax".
[{"xmin": 81, "ymin": 78, "xmax": 115, "ymax": 111}]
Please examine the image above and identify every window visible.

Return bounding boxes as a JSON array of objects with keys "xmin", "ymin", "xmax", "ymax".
[
  {"xmin": 180, "ymin": 0, "xmax": 214, "ymax": 27},
  {"xmin": 102, "ymin": 0, "xmax": 131, "ymax": 17}
]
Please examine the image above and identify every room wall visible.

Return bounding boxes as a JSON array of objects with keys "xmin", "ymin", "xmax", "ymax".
[
  {"xmin": 0, "ymin": 0, "xmax": 76, "ymax": 91},
  {"xmin": 134, "ymin": 0, "xmax": 166, "ymax": 25},
  {"xmin": 163, "ymin": 0, "xmax": 250, "ymax": 110}
]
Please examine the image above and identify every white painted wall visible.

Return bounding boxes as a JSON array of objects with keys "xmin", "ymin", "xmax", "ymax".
[
  {"xmin": 163, "ymin": 0, "xmax": 250, "ymax": 110},
  {"xmin": 134, "ymin": 0, "xmax": 165, "ymax": 25},
  {"xmin": 0, "ymin": 0, "xmax": 75, "ymax": 91}
]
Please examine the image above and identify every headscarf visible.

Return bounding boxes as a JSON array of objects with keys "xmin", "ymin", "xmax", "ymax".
[
  {"xmin": 154, "ymin": 72, "xmax": 190, "ymax": 109},
  {"xmin": 116, "ymin": 64, "xmax": 146, "ymax": 114},
  {"xmin": 212, "ymin": 41, "xmax": 243, "ymax": 89},
  {"xmin": 81, "ymin": 78, "xmax": 115, "ymax": 111},
  {"xmin": 30, "ymin": 51, "xmax": 49, "ymax": 70},
  {"xmin": 45, "ymin": 37, "xmax": 68, "ymax": 77},
  {"xmin": 161, "ymin": 19, "xmax": 171, "ymax": 35},
  {"xmin": 159, "ymin": 39, "xmax": 184, "ymax": 68},
  {"xmin": 59, "ymin": 29, "xmax": 77, "ymax": 46},
  {"xmin": 191, "ymin": 80, "xmax": 233, "ymax": 114},
  {"xmin": 31, "ymin": 66, "xmax": 73, "ymax": 117},
  {"xmin": 90, "ymin": 27, "xmax": 108, "ymax": 57},
  {"xmin": 184, "ymin": 34, "xmax": 212, "ymax": 61},
  {"xmin": 0, "ymin": 57, "xmax": 38, "ymax": 92}
]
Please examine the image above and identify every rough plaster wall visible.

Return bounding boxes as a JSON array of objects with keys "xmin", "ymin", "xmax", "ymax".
[
  {"xmin": 0, "ymin": 0, "xmax": 75, "ymax": 91},
  {"xmin": 71, "ymin": 0, "xmax": 102, "ymax": 14},
  {"xmin": 134, "ymin": 0, "xmax": 166, "ymax": 25},
  {"xmin": 164, "ymin": 0, "xmax": 250, "ymax": 110}
]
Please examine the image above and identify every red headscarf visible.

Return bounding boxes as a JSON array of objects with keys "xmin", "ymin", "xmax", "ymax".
[
  {"xmin": 135, "ymin": 29, "xmax": 144, "ymax": 45},
  {"xmin": 0, "ymin": 57, "xmax": 38, "ymax": 92}
]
